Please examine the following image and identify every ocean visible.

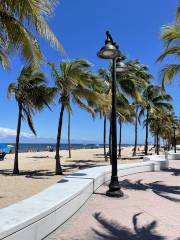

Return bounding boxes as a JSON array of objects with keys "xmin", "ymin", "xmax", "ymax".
[{"xmin": 5, "ymin": 143, "xmax": 134, "ymax": 153}]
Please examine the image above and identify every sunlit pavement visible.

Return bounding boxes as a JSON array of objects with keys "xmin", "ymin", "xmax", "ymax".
[{"xmin": 46, "ymin": 160, "xmax": 180, "ymax": 240}]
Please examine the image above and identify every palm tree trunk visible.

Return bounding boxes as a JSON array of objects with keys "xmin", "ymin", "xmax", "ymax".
[
  {"xmin": 55, "ymin": 105, "xmax": 64, "ymax": 175},
  {"xmin": 13, "ymin": 103, "xmax": 22, "ymax": 174},
  {"xmin": 118, "ymin": 120, "xmax": 122, "ymax": 158},
  {"xmin": 133, "ymin": 108, "xmax": 138, "ymax": 156},
  {"xmin": 144, "ymin": 109, "xmax": 149, "ymax": 155},
  {"xmin": 103, "ymin": 115, "xmax": 107, "ymax": 161},
  {"xmin": 68, "ymin": 112, "xmax": 71, "ymax": 158},
  {"xmin": 156, "ymin": 129, "xmax": 159, "ymax": 155},
  {"xmin": 154, "ymin": 134, "xmax": 156, "ymax": 147}
]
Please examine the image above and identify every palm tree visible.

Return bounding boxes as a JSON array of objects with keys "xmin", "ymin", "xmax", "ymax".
[
  {"xmin": 95, "ymin": 68, "xmax": 112, "ymax": 161},
  {"xmin": 157, "ymin": 3, "xmax": 180, "ymax": 87},
  {"xmin": 0, "ymin": 0, "xmax": 62, "ymax": 67},
  {"xmin": 8, "ymin": 66, "xmax": 55, "ymax": 174},
  {"xmin": 139, "ymin": 85, "xmax": 173, "ymax": 155},
  {"xmin": 49, "ymin": 59, "xmax": 103, "ymax": 175},
  {"xmin": 125, "ymin": 60, "xmax": 152, "ymax": 156},
  {"xmin": 117, "ymin": 95, "xmax": 135, "ymax": 158},
  {"xmin": 97, "ymin": 59, "xmax": 149, "ymax": 161}
]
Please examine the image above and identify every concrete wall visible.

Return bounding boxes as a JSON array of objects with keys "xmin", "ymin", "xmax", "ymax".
[{"xmin": 168, "ymin": 151, "xmax": 180, "ymax": 160}]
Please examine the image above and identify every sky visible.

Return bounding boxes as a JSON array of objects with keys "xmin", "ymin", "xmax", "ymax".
[{"xmin": 0, "ymin": 0, "xmax": 179, "ymax": 144}]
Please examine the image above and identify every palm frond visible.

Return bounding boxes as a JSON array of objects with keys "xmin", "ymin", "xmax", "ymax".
[
  {"xmin": 160, "ymin": 64, "xmax": 180, "ymax": 88},
  {"xmin": 0, "ymin": 49, "xmax": 9, "ymax": 69}
]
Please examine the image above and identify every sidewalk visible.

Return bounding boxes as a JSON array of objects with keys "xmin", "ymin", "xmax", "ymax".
[{"xmin": 46, "ymin": 160, "xmax": 180, "ymax": 240}]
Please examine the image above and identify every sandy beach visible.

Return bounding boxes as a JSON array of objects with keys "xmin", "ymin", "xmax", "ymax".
[{"xmin": 0, "ymin": 146, "xmax": 160, "ymax": 209}]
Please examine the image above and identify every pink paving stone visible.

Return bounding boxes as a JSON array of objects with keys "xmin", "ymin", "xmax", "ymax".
[{"xmin": 46, "ymin": 160, "xmax": 180, "ymax": 240}]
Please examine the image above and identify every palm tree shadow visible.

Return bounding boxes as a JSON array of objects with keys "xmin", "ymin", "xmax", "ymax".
[
  {"xmin": 120, "ymin": 179, "xmax": 180, "ymax": 203},
  {"xmin": 92, "ymin": 212, "xmax": 165, "ymax": 240},
  {"xmin": 163, "ymin": 168, "xmax": 180, "ymax": 176},
  {"xmin": 0, "ymin": 169, "xmax": 55, "ymax": 179}
]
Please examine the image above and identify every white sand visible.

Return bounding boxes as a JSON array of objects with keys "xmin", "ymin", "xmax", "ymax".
[{"xmin": 0, "ymin": 146, "xmax": 157, "ymax": 209}]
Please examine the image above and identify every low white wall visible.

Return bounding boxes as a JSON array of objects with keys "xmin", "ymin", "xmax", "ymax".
[
  {"xmin": 168, "ymin": 151, "xmax": 180, "ymax": 160},
  {"xmin": 143, "ymin": 155, "xmax": 169, "ymax": 169},
  {"xmin": 0, "ymin": 159, "xmax": 167, "ymax": 240}
]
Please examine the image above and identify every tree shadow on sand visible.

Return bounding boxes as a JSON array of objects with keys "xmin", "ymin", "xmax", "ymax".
[
  {"xmin": 0, "ymin": 169, "xmax": 55, "ymax": 179},
  {"xmin": 120, "ymin": 179, "xmax": 180, "ymax": 203},
  {"xmin": 91, "ymin": 212, "xmax": 165, "ymax": 240}
]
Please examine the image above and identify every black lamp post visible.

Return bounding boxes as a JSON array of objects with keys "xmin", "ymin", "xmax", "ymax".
[
  {"xmin": 156, "ymin": 117, "xmax": 160, "ymax": 155},
  {"xmin": 97, "ymin": 31, "xmax": 125, "ymax": 198},
  {"xmin": 172, "ymin": 123, "xmax": 177, "ymax": 153}
]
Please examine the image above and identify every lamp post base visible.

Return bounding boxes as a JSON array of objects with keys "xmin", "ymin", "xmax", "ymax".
[{"xmin": 106, "ymin": 176, "xmax": 124, "ymax": 198}]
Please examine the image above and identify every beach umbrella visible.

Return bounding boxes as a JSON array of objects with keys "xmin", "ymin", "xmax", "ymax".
[{"xmin": 0, "ymin": 144, "xmax": 11, "ymax": 153}]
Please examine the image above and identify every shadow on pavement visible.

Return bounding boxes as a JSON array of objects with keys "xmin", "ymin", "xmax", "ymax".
[
  {"xmin": 120, "ymin": 179, "xmax": 180, "ymax": 203},
  {"xmin": 164, "ymin": 168, "xmax": 180, "ymax": 176},
  {"xmin": 92, "ymin": 212, "xmax": 165, "ymax": 240}
]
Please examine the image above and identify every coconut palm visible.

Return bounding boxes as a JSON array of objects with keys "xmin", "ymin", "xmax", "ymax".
[
  {"xmin": 95, "ymin": 68, "xmax": 112, "ymax": 161},
  {"xmin": 139, "ymin": 85, "xmax": 173, "ymax": 155},
  {"xmin": 8, "ymin": 65, "xmax": 55, "ymax": 174},
  {"xmin": 157, "ymin": 3, "xmax": 180, "ymax": 87},
  {"xmin": 0, "ymin": 0, "xmax": 62, "ymax": 67},
  {"xmin": 116, "ymin": 95, "xmax": 135, "ymax": 158},
  {"xmin": 97, "ymin": 59, "xmax": 149, "ymax": 161},
  {"xmin": 124, "ymin": 60, "xmax": 152, "ymax": 156},
  {"xmin": 49, "ymin": 59, "xmax": 103, "ymax": 175}
]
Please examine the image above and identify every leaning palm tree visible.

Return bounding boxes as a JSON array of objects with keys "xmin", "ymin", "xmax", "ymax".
[
  {"xmin": 0, "ymin": 0, "xmax": 62, "ymax": 67},
  {"xmin": 139, "ymin": 85, "xmax": 173, "ymax": 155},
  {"xmin": 49, "ymin": 59, "xmax": 103, "ymax": 175},
  {"xmin": 8, "ymin": 66, "xmax": 55, "ymax": 174},
  {"xmin": 157, "ymin": 2, "xmax": 180, "ymax": 87}
]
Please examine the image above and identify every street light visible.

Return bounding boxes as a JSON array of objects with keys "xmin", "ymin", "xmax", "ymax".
[
  {"xmin": 116, "ymin": 57, "xmax": 126, "ymax": 73},
  {"xmin": 97, "ymin": 31, "xmax": 124, "ymax": 198},
  {"xmin": 172, "ymin": 123, "xmax": 177, "ymax": 153}
]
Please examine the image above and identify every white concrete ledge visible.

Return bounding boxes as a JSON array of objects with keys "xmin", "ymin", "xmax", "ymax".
[
  {"xmin": 143, "ymin": 154, "xmax": 169, "ymax": 169},
  {"xmin": 0, "ymin": 158, "xmax": 167, "ymax": 240},
  {"xmin": 168, "ymin": 151, "xmax": 180, "ymax": 160}
]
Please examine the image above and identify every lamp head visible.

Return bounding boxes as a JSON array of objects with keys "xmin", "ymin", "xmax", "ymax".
[
  {"xmin": 97, "ymin": 31, "xmax": 120, "ymax": 59},
  {"xmin": 116, "ymin": 57, "xmax": 126, "ymax": 72}
]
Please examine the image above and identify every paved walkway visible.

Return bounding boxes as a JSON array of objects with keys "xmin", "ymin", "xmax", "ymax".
[{"xmin": 46, "ymin": 161, "xmax": 180, "ymax": 240}]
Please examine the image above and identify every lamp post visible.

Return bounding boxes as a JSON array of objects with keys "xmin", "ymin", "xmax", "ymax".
[
  {"xmin": 156, "ymin": 117, "xmax": 160, "ymax": 155},
  {"xmin": 172, "ymin": 123, "xmax": 177, "ymax": 153},
  {"xmin": 97, "ymin": 31, "xmax": 125, "ymax": 198}
]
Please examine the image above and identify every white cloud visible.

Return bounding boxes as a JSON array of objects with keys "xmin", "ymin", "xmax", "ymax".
[{"xmin": 0, "ymin": 127, "xmax": 33, "ymax": 138}]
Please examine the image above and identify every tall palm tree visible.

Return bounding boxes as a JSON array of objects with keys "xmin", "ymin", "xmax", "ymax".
[
  {"xmin": 117, "ymin": 95, "xmax": 135, "ymax": 158},
  {"xmin": 97, "ymin": 59, "xmax": 148, "ymax": 161},
  {"xmin": 95, "ymin": 68, "xmax": 112, "ymax": 161},
  {"xmin": 139, "ymin": 85, "xmax": 173, "ymax": 155},
  {"xmin": 0, "ymin": 0, "xmax": 62, "ymax": 67},
  {"xmin": 125, "ymin": 60, "xmax": 152, "ymax": 156},
  {"xmin": 8, "ymin": 66, "xmax": 55, "ymax": 174},
  {"xmin": 49, "ymin": 59, "xmax": 103, "ymax": 175},
  {"xmin": 157, "ymin": 3, "xmax": 180, "ymax": 87}
]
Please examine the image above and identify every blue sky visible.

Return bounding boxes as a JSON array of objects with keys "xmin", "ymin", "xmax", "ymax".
[{"xmin": 0, "ymin": 0, "xmax": 179, "ymax": 144}]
